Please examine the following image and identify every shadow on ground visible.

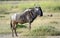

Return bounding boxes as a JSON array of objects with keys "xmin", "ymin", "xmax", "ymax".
[{"xmin": 16, "ymin": 24, "xmax": 27, "ymax": 28}]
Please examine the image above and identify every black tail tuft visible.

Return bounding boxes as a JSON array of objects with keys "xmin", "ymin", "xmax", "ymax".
[{"xmin": 10, "ymin": 20, "xmax": 12, "ymax": 28}]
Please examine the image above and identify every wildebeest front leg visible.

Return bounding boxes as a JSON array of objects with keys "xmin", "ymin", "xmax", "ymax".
[{"xmin": 29, "ymin": 23, "xmax": 31, "ymax": 30}]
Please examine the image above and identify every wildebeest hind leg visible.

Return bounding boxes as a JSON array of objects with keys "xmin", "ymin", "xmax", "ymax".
[
  {"xmin": 14, "ymin": 27, "xmax": 18, "ymax": 36},
  {"xmin": 14, "ymin": 23, "xmax": 18, "ymax": 37},
  {"xmin": 12, "ymin": 28, "xmax": 14, "ymax": 37},
  {"xmin": 10, "ymin": 21, "xmax": 14, "ymax": 37},
  {"xmin": 14, "ymin": 24, "xmax": 18, "ymax": 36}
]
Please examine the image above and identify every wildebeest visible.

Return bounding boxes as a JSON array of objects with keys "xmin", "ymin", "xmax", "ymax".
[
  {"xmin": 10, "ymin": 6, "xmax": 43, "ymax": 37},
  {"xmin": 34, "ymin": 6, "xmax": 43, "ymax": 16}
]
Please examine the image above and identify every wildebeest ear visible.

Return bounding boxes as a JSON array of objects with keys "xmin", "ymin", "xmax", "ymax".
[{"xmin": 34, "ymin": 3, "xmax": 40, "ymax": 7}]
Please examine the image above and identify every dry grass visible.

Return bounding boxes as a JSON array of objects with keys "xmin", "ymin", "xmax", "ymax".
[{"xmin": 0, "ymin": 1, "xmax": 60, "ymax": 37}]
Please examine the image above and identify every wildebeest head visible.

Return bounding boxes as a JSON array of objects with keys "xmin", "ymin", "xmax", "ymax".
[{"xmin": 34, "ymin": 6, "xmax": 43, "ymax": 16}]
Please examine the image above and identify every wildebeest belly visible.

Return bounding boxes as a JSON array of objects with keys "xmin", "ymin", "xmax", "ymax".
[{"xmin": 16, "ymin": 14, "xmax": 28, "ymax": 24}]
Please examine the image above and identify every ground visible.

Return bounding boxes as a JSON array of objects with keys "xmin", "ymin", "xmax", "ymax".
[
  {"xmin": 0, "ymin": 12, "xmax": 60, "ymax": 38},
  {"xmin": 0, "ymin": 33, "xmax": 60, "ymax": 38},
  {"xmin": 0, "ymin": 1, "xmax": 60, "ymax": 38}
]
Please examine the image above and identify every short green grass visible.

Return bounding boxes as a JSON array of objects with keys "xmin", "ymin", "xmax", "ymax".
[
  {"xmin": 0, "ymin": 1, "xmax": 60, "ymax": 14},
  {"xmin": 0, "ymin": 1, "xmax": 60, "ymax": 36}
]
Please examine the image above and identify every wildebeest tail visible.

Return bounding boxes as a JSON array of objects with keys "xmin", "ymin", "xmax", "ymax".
[{"xmin": 10, "ymin": 20, "xmax": 12, "ymax": 28}]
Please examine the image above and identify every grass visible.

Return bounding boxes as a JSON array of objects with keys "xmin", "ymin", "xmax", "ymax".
[
  {"xmin": 0, "ymin": 16, "xmax": 5, "ymax": 18},
  {"xmin": 0, "ymin": 24, "xmax": 11, "ymax": 34},
  {"xmin": 25, "ymin": 25, "xmax": 60, "ymax": 36},
  {"xmin": 0, "ymin": 1, "xmax": 60, "ymax": 14},
  {"xmin": 0, "ymin": 1, "xmax": 60, "ymax": 37},
  {"xmin": 16, "ymin": 24, "xmax": 27, "ymax": 28},
  {"xmin": 0, "ymin": 12, "xmax": 60, "ymax": 36}
]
